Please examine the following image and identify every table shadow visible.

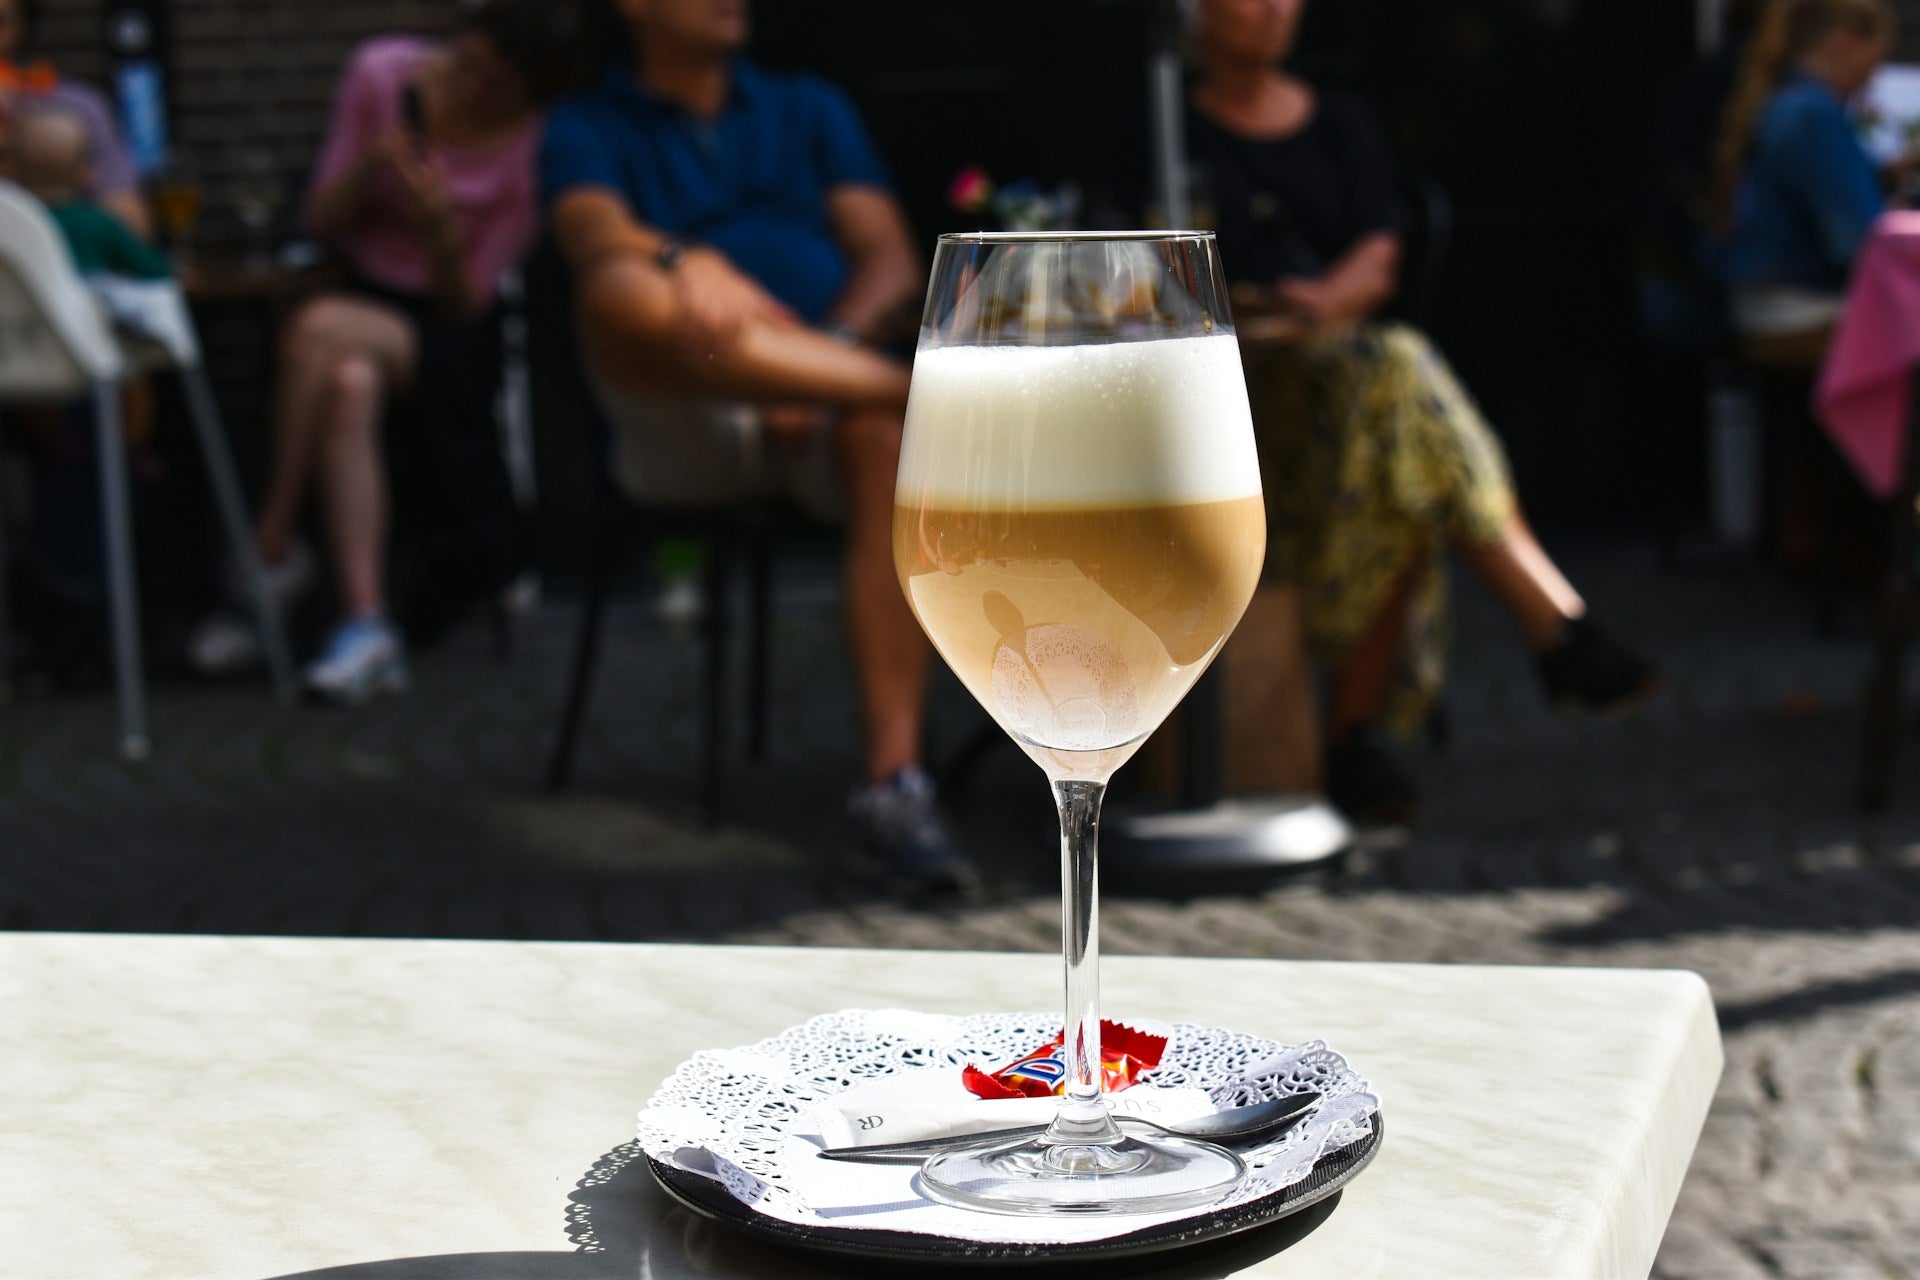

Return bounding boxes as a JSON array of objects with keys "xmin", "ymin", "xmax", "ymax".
[{"xmin": 266, "ymin": 1139, "xmax": 1340, "ymax": 1279}]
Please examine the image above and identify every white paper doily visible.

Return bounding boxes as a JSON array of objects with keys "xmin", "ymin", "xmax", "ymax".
[{"xmin": 636, "ymin": 1009, "xmax": 1379, "ymax": 1246}]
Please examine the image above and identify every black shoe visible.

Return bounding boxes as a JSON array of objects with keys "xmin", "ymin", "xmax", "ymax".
[
  {"xmin": 1325, "ymin": 729, "xmax": 1417, "ymax": 826},
  {"xmin": 1536, "ymin": 616, "xmax": 1660, "ymax": 716},
  {"xmin": 848, "ymin": 766, "xmax": 984, "ymax": 902}
]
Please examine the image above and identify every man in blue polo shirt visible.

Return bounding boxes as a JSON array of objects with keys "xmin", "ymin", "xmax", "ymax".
[{"xmin": 541, "ymin": 0, "xmax": 979, "ymax": 898}]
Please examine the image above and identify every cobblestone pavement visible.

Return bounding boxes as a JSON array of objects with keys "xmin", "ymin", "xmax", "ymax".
[{"xmin": 3, "ymin": 536, "xmax": 1918, "ymax": 1276}]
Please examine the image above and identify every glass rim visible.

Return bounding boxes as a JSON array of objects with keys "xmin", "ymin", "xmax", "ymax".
[{"xmin": 934, "ymin": 229, "xmax": 1216, "ymax": 245}]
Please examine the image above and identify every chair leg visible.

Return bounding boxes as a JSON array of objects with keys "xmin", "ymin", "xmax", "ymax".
[
  {"xmin": 0, "ymin": 450, "xmax": 12, "ymax": 705},
  {"xmin": 699, "ymin": 531, "xmax": 734, "ymax": 827},
  {"xmin": 1179, "ymin": 665, "xmax": 1228, "ymax": 810},
  {"xmin": 939, "ymin": 717, "xmax": 1010, "ymax": 802},
  {"xmin": 746, "ymin": 522, "xmax": 772, "ymax": 763},
  {"xmin": 1860, "ymin": 611, "xmax": 1906, "ymax": 812},
  {"xmin": 92, "ymin": 380, "xmax": 148, "ymax": 760},
  {"xmin": 181, "ymin": 364, "xmax": 297, "ymax": 703},
  {"xmin": 1813, "ymin": 442, "xmax": 1848, "ymax": 638},
  {"xmin": 488, "ymin": 595, "xmax": 514, "ymax": 662},
  {"xmin": 546, "ymin": 543, "xmax": 611, "ymax": 793}
]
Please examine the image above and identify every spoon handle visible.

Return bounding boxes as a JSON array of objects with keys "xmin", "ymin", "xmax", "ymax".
[
  {"xmin": 816, "ymin": 1117, "xmax": 1167, "ymax": 1163},
  {"xmin": 814, "ymin": 1093, "xmax": 1321, "ymax": 1164}
]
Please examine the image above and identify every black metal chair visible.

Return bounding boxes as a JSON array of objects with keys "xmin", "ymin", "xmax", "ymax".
[
  {"xmin": 542, "ymin": 489, "xmax": 780, "ymax": 826},
  {"xmin": 525, "ymin": 244, "xmax": 783, "ymax": 826}
]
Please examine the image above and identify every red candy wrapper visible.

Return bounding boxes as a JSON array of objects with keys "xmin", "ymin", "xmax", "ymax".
[{"xmin": 961, "ymin": 1020, "xmax": 1167, "ymax": 1100}]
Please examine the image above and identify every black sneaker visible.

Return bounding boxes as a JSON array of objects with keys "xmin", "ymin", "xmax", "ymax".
[
  {"xmin": 1325, "ymin": 729, "xmax": 1418, "ymax": 826},
  {"xmin": 1536, "ymin": 616, "xmax": 1660, "ymax": 716},
  {"xmin": 848, "ymin": 766, "xmax": 984, "ymax": 902}
]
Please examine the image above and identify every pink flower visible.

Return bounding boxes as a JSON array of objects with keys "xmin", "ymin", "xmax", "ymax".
[{"xmin": 947, "ymin": 165, "xmax": 995, "ymax": 213}]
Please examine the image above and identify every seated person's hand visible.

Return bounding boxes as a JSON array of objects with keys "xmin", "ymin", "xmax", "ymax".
[
  {"xmin": 388, "ymin": 145, "xmax": 455, "ymax": 234},
  {"xmin": 674, "ymin": 246, "xmax": 799, "ymax": 356},
  {"xmin": 1276, "ymin": 277, "xmax": 1344, "ymax": 329},
  {"xmin": 1230, "ymin": 282, "xmax": 1312, "ymax": 346},
  {"xmin": 359, "ymin": 127, "xmax": 416, "ymax": 185}
]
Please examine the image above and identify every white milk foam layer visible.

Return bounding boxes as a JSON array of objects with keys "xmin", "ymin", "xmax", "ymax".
[{"xmin": 897, "ymin": 334, "xmax": 1261, "ymax": 508}]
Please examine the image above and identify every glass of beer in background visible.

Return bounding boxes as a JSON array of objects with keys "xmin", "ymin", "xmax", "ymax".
[
  {"xmin": 152, "ymin": 160, "xmax": 202, "ymax": 264},
  {"xmin": 894, "ymin": 231, "xmax": 1265, "ymax": 1214}
]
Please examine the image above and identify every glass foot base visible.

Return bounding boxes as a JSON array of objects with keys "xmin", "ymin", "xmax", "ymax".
[{"xmin": 918, "ymin": 1133, "xmax": 1245, "ymax": 1216}]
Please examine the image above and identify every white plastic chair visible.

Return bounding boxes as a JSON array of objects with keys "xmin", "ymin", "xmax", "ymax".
[{"xmin": 0, "ymin": 180, "xmax": 294, "ymax": 758}]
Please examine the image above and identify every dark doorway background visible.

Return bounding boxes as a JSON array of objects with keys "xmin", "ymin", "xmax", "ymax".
[{"xmin": 754, "ymin": 0, "xmax": 1703, "ymax": 525}]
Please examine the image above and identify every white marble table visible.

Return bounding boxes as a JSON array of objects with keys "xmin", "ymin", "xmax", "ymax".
[{"xmin": 0, "ymin": 933, "xmax": 1721, "ymax": 1279}]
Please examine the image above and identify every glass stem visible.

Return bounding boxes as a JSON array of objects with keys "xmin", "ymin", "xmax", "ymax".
[{"xmin": 1042, "ymin": 778, "xmax": 1125, "ymax": 1150}]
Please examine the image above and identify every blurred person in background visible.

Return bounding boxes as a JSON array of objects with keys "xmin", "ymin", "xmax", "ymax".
[
  {"xmin": 1636, "ymin": 0, "xmax": 1771, "ymax": 350},
  {"xmin": 1186, "ymin": 0, "xmax": 1659, "ymax": 822},
  {"xmin": 0, "ymin": 0, "xmax": 149, "ymax": 238},
  {"xmin": 1710, "ymin": 0, "xmax": 1894, "ymax": 367},
  {"xmin": 190, "ymin": 0, "xmax": 582, "ymax": 704},
  {"xmin": 10, "ymin": 101, "xmax": 168, "ymax": 278},
  {"xmin": 0, "ymin": 5, "xmax": 156, "ymax": 688},
  {"xmin": 539, "ymin": 0, "xmax": 981, "ymax": 897}
]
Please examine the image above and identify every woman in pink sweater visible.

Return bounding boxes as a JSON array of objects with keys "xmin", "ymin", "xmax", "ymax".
[{"xmin": 194, "ymin": 0, "xmax": 580, "ymax": 702}]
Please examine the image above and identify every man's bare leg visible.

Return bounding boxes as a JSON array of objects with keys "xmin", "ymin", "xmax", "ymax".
[
  {"xmin": 836, "ymin": 405, "xmax": 928, "ymax": 781},
  {"xmin": 577, "ymin": 257, "xmax": 910, "ymax": 407}
]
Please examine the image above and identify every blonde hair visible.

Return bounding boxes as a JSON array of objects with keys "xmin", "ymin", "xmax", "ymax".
[
  {"xmin": 1712, "ymin": 0, "xmax": 1894, "ymax": 227},
  {"xmin": 11, "ymin": 101, "xmax": 90, "ymax": 203}
]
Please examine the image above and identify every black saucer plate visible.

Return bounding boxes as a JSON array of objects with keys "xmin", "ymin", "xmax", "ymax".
[{"xmin": 645, "ymin": 1111, "xmax": 1382, "ymax": 1268}]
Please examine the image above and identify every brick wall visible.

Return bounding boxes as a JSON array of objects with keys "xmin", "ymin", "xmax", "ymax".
[
  {"xmin": 36, "ymin": 0, "xmax": 455, "ymax": 239},
  {"xmin": 39, "ymin": 0, "xmax": 1920, "ymax": 218}
]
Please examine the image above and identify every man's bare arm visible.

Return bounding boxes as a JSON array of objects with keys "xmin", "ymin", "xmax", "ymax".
[
  {"xmin": 549, "ymin": 187, "xmax": 672, "ymax": 274},
  {"xmin": 554, "ymin": 186, "xmax": 905, "ymax": 406},
  {"xmin": 824, "ymin": 185, "xmax": 921, "ymax": 342},
  {"xmin": 553, "ymin": 186, "xmax": 798, "ymax": 354}
]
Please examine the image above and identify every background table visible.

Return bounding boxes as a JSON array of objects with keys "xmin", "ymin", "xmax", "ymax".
[
  {"xmin": 1817, "ymin": 209, "xmax": 1920, "ymax": 499},
  {"xmin": 0, "ymin": 933, "xmax": 1720, "ymax": 1279}
]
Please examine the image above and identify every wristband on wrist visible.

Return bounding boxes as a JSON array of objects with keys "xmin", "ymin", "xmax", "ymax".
[
  {"xmin": 655, "ymin": 236, "xmax": 690, "ymax": 271},
  {"xmin": 822, "ymin": 320, "xmax": 861, "ymax": 345}
]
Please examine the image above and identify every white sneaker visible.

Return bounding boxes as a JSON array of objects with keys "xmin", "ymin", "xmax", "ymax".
[
  {"xmin": 229, "ymin": 540, "xmax": 315, "ymax": 616},
  {"xmin": 499, "ymin": 569, "xmax": 540, "ymax": 617},
  {"xmin": 188, "ymin": 542, "xmax": 316, "ymax": 676},
  {"xmin": 187, "ymin": 611, "xmax": 261, "ymax": 674},
  {"xmin": 303, "ymin": 616, "xmax": 409, "ymax": 706},
  {"xmin": 654, "ymin": 572, "xmax": 704, "ymax": 632}
]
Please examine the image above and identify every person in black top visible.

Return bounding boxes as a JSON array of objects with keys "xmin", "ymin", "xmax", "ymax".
[
  {"xmin": 1190, "ymin": 88, "xmax": 1402, "ymax": 296},
  {"xmin": 1187, "ymin": 0, "xmax": 1657, "ymax": 821}
]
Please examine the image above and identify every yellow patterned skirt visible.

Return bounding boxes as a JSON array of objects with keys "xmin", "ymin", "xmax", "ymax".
[{"xmin": 1243, "ymin": 322, "xmax": 1516, "ymax": 736}]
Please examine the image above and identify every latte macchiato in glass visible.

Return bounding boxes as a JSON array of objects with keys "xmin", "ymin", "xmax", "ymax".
[
  {"xmin": 894, "ymin": 233, "xmax": 1263, "ymax": 1215},
  {"xmin": 896, "ymin": 335, "xmax": 1263, "ymax": 780}
]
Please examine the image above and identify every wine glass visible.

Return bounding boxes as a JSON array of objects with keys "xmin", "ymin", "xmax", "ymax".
[{"xmin": 893, "ymin": 231, "xmax": 1265, "ymax": 1214}]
